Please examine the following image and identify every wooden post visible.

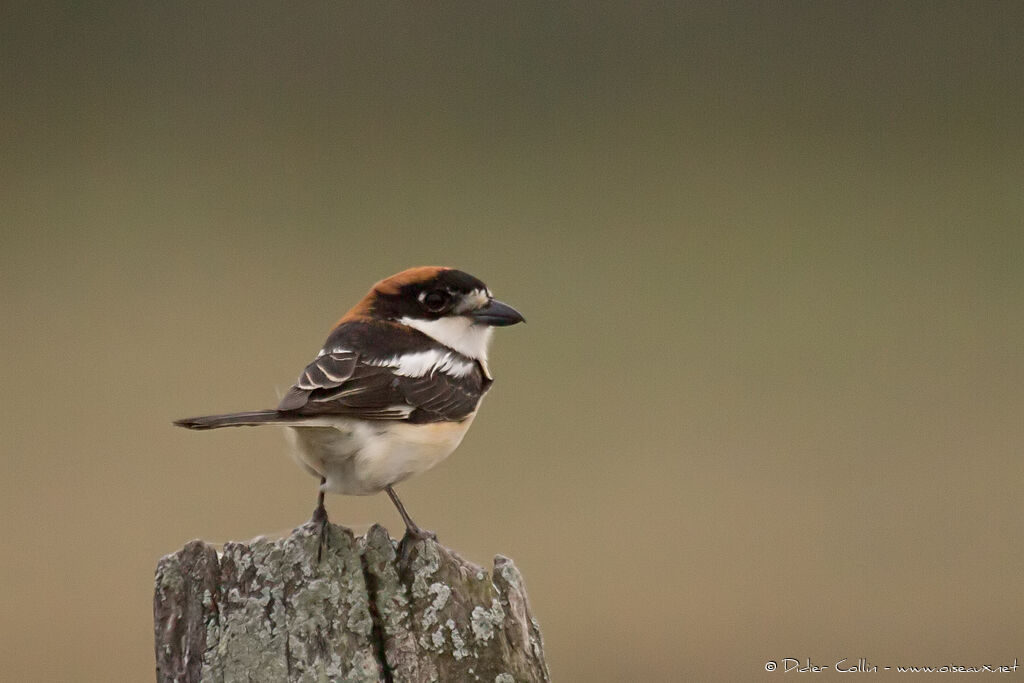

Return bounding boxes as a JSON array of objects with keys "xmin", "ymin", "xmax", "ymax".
[{"xmin": 154, "ymin": 522, "xmax": 550, "ymax": 682}]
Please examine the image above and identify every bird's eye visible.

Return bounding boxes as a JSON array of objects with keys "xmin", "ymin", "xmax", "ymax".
[{"xmin": 421, "ymin": 289, "xmax": 450, "ymax": 312}]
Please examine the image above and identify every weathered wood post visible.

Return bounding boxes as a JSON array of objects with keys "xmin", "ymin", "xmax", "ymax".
[{"xmin": 154, "ymin": 522, "xmax": 549, "ymax": 682}]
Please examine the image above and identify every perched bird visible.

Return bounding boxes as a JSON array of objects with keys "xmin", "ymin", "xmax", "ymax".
[{"xmin": 174, "ymin": 267, "xmax": 524, "ymax": 542}]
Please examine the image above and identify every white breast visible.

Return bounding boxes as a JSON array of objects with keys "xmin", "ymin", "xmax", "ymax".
[{"xmin": 286, "ymin": 415, "xmax": 476, "ymax": 495}]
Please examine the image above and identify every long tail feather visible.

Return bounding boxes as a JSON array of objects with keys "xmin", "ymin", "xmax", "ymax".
[{"xmin": 173, "ymin": 410, "xmax": 290, "ymax": 430}]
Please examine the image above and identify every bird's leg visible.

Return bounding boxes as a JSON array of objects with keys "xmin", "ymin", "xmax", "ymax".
[
  {"xmin": 313, "ymin": 476, "xmax": 328, "ymax": 562},
  {"xmin": 386, "ymin": 485, "xmax": 436, "ymax": 542},
  {"xmin": 312, "ymin": 477, "xmax": 328, "ymax": 524}
]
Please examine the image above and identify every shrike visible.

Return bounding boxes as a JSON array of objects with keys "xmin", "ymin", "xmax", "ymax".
[{"xmin": 175, "ymin": 266, "xmax": 524, "ymax": 541}]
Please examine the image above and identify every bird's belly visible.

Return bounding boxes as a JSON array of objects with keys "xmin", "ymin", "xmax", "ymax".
[{"xmin": 287, "ymin": 416, "xmax": 475, "ymax": 495}]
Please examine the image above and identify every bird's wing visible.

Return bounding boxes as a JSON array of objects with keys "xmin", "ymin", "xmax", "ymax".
[{"xmin": 277, "ymin": 349, "xmax": 485, "ymax": 423}]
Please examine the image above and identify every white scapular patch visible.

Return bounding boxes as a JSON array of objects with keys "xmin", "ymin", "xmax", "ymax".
[
  {"xmin": 399, "ymin": 316, "xmax": 494, "ymax": 361},
  {"xmin": 370, "ymin": 348, "xmax": 476, "ymax": 378}
]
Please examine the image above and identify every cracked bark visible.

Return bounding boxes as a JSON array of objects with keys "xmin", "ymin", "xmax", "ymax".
[{"xmin": 154, "ymin": 522, "xmax": 550, "ymax": 682}]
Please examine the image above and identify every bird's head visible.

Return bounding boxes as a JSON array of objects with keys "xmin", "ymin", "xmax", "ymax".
[{"xmin": 340, "ymin": 266, "xmax": 524, "ymax": 360}]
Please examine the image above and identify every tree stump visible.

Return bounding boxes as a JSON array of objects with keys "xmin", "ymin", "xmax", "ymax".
[{"xmin": 153, "ymin": 522, "xmax": 550, "ymax": 682}]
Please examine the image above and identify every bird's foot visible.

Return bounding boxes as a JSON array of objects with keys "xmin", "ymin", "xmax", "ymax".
[
  {"xmin": 397, "ymin": 525, "xmax": 437, "ymax": 563},
  {"xmin": 314, "ymin": 513, "xmax": 329, "ymax": 563},
  {"xmin": 311, "ymin": 501, "xmax": 328, "ymax": 525},
  {"xmin": 402, "ymin": 524, "xmax": 437, "ymax": 543},
  {"xmin": 313, "ymin": 477, "xmax": 329, "ymax": 562}
]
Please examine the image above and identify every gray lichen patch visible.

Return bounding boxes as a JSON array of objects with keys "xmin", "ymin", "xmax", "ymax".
[
  {"xmin": 421, "ymin": 582, "xmax": 452, "ymax": 629},
  {"xmin": 448, "ymin": 619, "xmax": 470, "ymax": 660},
  {"xmin": 431, "ymin": 625, "xmax": 446, "ymax": 650},
  {"xmin": 470, "ymin": 599, "xmax": 505, "ymax": 642},
  {"xmin": 204, "ymin": 523, "xmax": 381, "ymax": 683},
  {"xmin": 361, "ymin": 524, "xmax": 410, "ymax": 629},
  {"xmin": 495, "ymin": 556, "xmax": 522, "ymax": 591},
  {"xmin": 408, "ymin": 539, "xmax": 443, "ymax": 599}
]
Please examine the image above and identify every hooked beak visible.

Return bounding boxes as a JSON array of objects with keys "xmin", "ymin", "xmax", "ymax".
[{"xmin": 469, "ymin": 298, "xmax": 525, "ymax": 326}]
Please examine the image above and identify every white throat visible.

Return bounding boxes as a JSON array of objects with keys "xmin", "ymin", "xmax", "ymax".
[{"xmin": 399, "ymin": 316, "xmax": 494, "ymax": 367}]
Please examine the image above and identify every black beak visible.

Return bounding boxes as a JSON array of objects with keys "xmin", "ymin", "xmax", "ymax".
[{"xmin": 469, "ymin": 298, "xmax": 525, "ymax": 326}]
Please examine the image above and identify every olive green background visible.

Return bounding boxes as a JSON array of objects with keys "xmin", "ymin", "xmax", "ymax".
[{"xmin": 2, "ymin": 3, "xmax": 1022, "ymax": 681}]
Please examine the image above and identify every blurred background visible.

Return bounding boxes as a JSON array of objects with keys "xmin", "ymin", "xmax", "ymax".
[{"xmin": 2, "ymin": 2, "xmax": 1022, "ymax": 680}]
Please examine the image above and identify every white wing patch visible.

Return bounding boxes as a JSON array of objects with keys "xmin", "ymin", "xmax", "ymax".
[{"xmin": 369, "ymin": 348, "xmax": 476, "ymax": 379}]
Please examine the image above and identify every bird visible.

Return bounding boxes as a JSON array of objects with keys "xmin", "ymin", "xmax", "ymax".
[{"xmin": 174, "ymin": 266, "xmax": 524, "ymax": 544}]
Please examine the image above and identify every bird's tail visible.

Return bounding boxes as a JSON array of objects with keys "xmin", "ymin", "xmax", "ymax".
[{"xmin": 173, "ymin": 410, "xmax": 293, "ymax": 430}]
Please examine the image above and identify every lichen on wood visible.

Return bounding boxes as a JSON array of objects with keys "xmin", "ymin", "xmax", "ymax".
[{"xmin": 154, "ymin": 522, "xmax": 549, "ymax": 682}]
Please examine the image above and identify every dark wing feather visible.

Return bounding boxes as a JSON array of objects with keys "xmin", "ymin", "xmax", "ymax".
[
  {"xmin": 277, "ymin": 351, "xmax": 358, "ymax": 411},
  {"xmin": 278, "ymin": 349, "xmax": 486, "ymax": 423},
  {"xmin": 399, "ymin": 374, "xmax": 481, "ymax": 420}
]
